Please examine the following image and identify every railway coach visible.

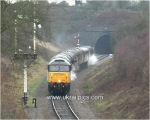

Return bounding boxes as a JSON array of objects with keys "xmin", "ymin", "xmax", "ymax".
[{"xmin": 48, "ymin": 46, "xmax": 94, "ymax": 95}]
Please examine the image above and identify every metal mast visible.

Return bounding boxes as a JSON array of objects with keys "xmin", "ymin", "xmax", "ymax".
[{"xmin": 74, "ymin": 33, "xmax": 80, "ymax": 48}]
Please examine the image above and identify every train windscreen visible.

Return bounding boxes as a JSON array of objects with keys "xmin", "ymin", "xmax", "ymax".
[{"xmin": 48, "ymin": 65, "xmax": 70, "ymax": 72}]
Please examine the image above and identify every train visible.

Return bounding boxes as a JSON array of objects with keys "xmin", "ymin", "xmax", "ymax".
[{"xmin": 48, "ymin": 46, "xmax": 94, "ymax": 95}]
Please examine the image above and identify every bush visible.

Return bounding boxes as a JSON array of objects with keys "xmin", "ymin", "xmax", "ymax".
[{"xmin": 112, "ymin": 14, "xmax": 149, "ymax": 84}]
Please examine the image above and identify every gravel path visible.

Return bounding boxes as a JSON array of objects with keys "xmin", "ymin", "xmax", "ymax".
[{"xmin": 26, "ymin": 78, "xmax": 57, "ymax": 119}]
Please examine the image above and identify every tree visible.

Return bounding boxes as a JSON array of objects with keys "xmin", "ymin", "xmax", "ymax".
[{"xmin": 1, "ymin": 0, "xmax": 50, "ymax": 55}]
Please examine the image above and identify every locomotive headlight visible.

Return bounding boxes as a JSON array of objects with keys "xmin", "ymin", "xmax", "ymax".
[{"xmin": 58, "ymin": 80, "xmax": 61, "ymax": 83}]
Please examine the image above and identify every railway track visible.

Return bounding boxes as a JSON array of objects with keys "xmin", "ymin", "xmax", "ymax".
[
  {"xmin": 50, "ymin": 54, "xmax": 111, "ymax": 119},
  {"xmin": 96, "ymin": 54, "xmax": 109, "ymax": 61},
  {"xmin": 51, "ymin": 96, "xmax": 79, "ymax": 120}
]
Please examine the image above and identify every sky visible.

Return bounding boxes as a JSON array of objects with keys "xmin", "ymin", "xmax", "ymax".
[
  {"xmin": 47, "ymin": 0, "xmax": 87, "ymax": 6},
  {"xmin": 7, "ymin": 0, "xmax": 140, "ymax": 5},
  {"xmin": 7, "ymin": 0, "xmax": 87, "ymax": 5}
]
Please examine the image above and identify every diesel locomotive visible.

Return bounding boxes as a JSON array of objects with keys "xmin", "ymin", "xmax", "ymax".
[{"xmin": 48, "ymin": 46, "xmax": 94, "ymax": 95}]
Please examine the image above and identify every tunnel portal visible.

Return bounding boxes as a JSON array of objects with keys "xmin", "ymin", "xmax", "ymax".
[{"xmin": 95, "ymin": 34, "xmax": 112, "ymax": 54}]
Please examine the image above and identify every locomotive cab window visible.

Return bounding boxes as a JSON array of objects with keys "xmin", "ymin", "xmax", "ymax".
[
  {"xmin": 48, "ymin": 65, "xmax": 70, "ymax": 72},
  {"xmin": 49, "ymin": 65, "xmax": 59, "ymax": 71},
  {"xmin": 59, "ymin": 65, "xmax": 70, "ymax": 72}
]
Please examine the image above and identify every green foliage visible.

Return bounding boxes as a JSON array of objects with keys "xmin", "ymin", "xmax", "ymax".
[
  {"xmin": 28, "ymin": 57, "xmax": 47, "ymax": 95},
  {"xmin": 1, "ymin": 0, "xmax": 49, "ymax": 55}
]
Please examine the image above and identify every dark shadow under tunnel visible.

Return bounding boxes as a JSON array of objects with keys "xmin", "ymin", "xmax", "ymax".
[{"xmin": 95, "ymin": 34, "xmax": 112, "ymax": 54}]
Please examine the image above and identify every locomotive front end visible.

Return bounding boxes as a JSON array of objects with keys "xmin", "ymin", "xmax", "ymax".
[{"xmin": 48, "ymin": 59, "xmax": 71, "ymax": 95}]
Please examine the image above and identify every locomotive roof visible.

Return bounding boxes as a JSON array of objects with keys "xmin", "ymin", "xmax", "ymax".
[{"xmin": 48, "ymin": 46, "xmax": 93, "ymax": 65}]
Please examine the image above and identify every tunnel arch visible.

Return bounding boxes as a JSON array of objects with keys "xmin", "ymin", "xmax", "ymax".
[{"xmin": 95, "ymin": 34, "xmax": 112, "ymax": 54}]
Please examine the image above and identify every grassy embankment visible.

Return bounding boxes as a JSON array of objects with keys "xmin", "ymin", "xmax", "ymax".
[
  {"xmin": 1, "ymin": 56, "xmax": 48, "ymax": 118},
  {"xmin": 83, "ymin": 13, "xmax": 149, "ymax": 119},
  {"xmin": 26, "ymin": 57, "xmax": 48, "ymax": 106}
]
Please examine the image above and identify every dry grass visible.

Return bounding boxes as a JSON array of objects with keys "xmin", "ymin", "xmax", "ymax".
[
  {"xmin": 1, "ymin": 58, "xmax": 27, "ymax": 119},
  {"xmin": 1, "ymin": 56, "xmax": 47, "ymax": 118},
  {"xmin": 83, "ymin": 59, "xmax": 149, "ymax": 119},
  {"xmin": 82, "ymin": 13, "xmax": 149, "ymax": 119}
]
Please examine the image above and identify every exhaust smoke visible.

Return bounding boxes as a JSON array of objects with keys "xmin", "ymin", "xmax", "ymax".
[
  {"xmin": 88, "ymin": 54, "xmax": 98, "ymax": 65},
  {"xmin": 70, "ymin": 71, "xmax": 77, "ymax": 81}
]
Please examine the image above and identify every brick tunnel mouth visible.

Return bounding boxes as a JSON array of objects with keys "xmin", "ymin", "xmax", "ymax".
[{"xmin": 94, "ymin": 34, "xmax": 112, "ymax": 54}]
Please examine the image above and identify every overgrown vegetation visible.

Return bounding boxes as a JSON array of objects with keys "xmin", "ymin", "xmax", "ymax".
[
  {"xmin": 1, "ymin": 0, "xmax": 149, "ymax": 119},
  {"xmin": 2, "ymin": 1, "xmax": 45, "ymax": 54},
  {"xmin": 1, "ymin": 56, "xmax": 47, "ymax": 118},
  {"xmin": 1, "ymin": 1, "xmax": 51, "ymax": 118},
  {"xmin": 83, "ymin": 4, "xmax": 149, "ymax": 119}
]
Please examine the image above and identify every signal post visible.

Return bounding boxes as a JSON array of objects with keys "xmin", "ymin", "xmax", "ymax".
[{"xmin": 13, "ymin": 1, "xmax": 37, "ymax": 105}]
